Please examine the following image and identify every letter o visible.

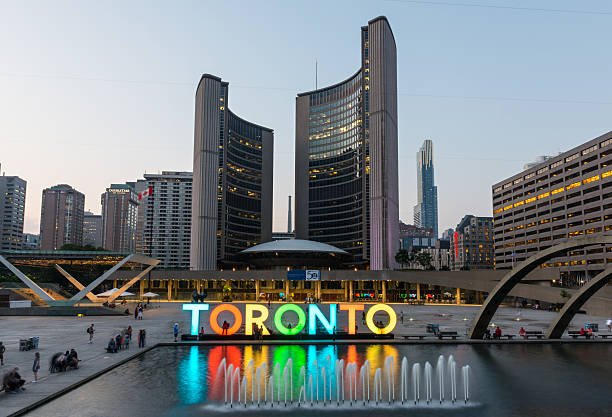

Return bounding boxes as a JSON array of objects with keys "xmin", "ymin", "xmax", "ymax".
[
  {"xmin": 365, "ymin": 304, "xmax": 397, "ymax": 335},
  {"xmin": 209, "ymin": 304, "xmax": 242, "ymax": 336},
  {"xmin": 274, "ymin": 304, "xmax": 306, "ymax": 335}
]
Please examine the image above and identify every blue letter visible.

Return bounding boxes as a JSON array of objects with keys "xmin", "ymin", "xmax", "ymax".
[
  {"xmin": 182, "ymin": 303, "xmax": 210, "ymax": 335},
  {"xmin": 308, "ymin": 304, "xmax": 337, "ymax": 335}
]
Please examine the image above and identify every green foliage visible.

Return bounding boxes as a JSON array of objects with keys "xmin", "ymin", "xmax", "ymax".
[
  {"xmin": 414, "ymin": 251, "xmax": 433, "ymax": 269},
  {"xmin": 395, "ymin": 249, "xmax": 412, "ymax": 269},
  {"xmin": 560, "ymin": 289, "xmax": 570, "ymax": 299}
]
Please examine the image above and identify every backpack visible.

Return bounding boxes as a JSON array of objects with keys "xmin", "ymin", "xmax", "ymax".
[{"xmin": 87, "ymin": 327, "xmax": 91, "ymax": 334}]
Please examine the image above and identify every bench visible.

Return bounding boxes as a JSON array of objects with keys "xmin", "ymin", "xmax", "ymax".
[
  {"xmin": 523, "ymin": 331, "xmax": 543, "ymax": 339},
  {"xmin": 568, "ymin": 330, "xmax": 592, "ymax": 339},
  {"xmin": 599, "ymin": 333, "xmax": 612, "ymax": 339},
  {"xmin": 437, "ymin": 331, "xmax": 459, "ymax": 340},
  {"xmin": 497, "ymin": 335, "xmax": 515, "ymax": 340},
  {"xmin": 402, "ymin": 334, "xmax": 431, "ymax": 340}
]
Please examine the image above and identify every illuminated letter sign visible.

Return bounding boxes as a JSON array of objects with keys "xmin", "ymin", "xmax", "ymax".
[
  {"xmin": 209, "ymin": 304, "xmax": 243, "ymax": 336},
  {"xmin": 245, "ymin": 304, "xmax": 270, "ymax": 335},
  {"xmin": 365, "ymin": 303, "xmax": 397, "ymax": 335},
  {"xmin": 274, "ymin": 304, "xmax": 306, "ymax": 335},
  {"xmin": 182, "ymin": 303, "xmax": 210, "ymax": 335},
  {"xmin": 339, "ymin": 304, "xmax": 364, "ymax": 335},
  {"xmin": 309, "ymin": 304, "xmax": 337, "ymax": 335}
]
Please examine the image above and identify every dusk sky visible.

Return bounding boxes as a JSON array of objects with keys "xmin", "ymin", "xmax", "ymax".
[{"xmin": 1, "ymin": 0, "xmax": 611, "ymax": 235}]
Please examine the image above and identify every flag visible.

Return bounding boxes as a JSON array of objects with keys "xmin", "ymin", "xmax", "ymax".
[{"xmin": 139, "ymin": 186, "xmax": 153, "ymax": 200}]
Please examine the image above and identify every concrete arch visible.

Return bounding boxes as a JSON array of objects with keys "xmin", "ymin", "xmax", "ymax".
[
  {"xmin": 469, "ymin": 235, "xmax": 612, "ymax": 339},
  {"xmin": 546, "ymin": 265, "xmax": 612, "ymax": 339}
]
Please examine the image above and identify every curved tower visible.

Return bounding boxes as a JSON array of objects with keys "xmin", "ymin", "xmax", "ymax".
[
  {"xmin": 295, "ymin": 17, "xmax": 398, "ymax": 270},
  {"xmin": 191, "ymin": 74, "xmax": 273, "ymax": 270}
]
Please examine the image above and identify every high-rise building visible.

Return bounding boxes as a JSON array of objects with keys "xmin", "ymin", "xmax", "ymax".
[
  {"xmin": 101, "ymin": 184, "xmax": 138, "ymax": 252},
  {"xmin": 137, "ymin": 171, "xmax": 192, "ymax": 269},
  {"xmin": 0, "ymin": 174, "xmax": 26, "ymax": 250},
  {"xmin": 295, "ymin": 16, "xmax": 399, "ymax": 270},
  {"xmin": 83, "ymin": 211, "xmax": 102, "ymax": 247},
  {"xmin": 22, "ymin": 233, "xmax": 39, "ymax": 250},
  {"xmin": 39, "ymin": 184, "xmax": 85, "ymax": 250},
  {"xmin": 450, "ymin": 215, "xmax": 494, "ymax": 270},
  {"xmin": 493, "ymin": 131, "xmax": 612, "ymax": 285},
  {"xmin": 191, "ymin": 74, "xmax": 274, "ymax": 270},
  {"xmin": 414, "ymin": 140, "xmax": 438, "ymax": 238}
]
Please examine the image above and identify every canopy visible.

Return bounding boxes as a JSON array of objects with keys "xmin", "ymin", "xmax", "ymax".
[
  {"xmin": 96, "ymin": 288, "xmax": 135, "ymax": 297},
  {"xmin": 142, "ymin": 292, "xmax": 159, "ymax": 297}
]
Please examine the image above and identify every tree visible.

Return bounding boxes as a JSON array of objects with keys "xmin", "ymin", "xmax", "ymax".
[
  {"xmin": 414, "ymin": 251, "xmax": 433, "ymax": 270},
  {"xmin": 395, "ymin": 249, "xmax": 411, "ymax": 269}
]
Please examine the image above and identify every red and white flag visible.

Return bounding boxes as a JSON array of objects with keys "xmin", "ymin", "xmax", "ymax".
[{"xmin": 139, "ymin": 186, "xmax": 153, "ymax": 200}]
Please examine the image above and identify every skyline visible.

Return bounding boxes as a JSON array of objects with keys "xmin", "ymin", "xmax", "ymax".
[{"xmin": 1, "ymin": 1, "xmax": 611, "ymax": 236}]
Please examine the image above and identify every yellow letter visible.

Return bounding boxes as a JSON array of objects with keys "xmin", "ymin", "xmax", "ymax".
[{"xmin": 365, "ymin": 304, "xmax": 397, "ymax": 335}]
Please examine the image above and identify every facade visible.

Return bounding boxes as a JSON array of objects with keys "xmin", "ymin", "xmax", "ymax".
[
  {"xmin": 398, "ymin": 221, "xmax": 435, "ymax": 250},
  {"xmin": 83, "ymin": 211, "xmax": 102, "ymax": 247},
  {"xmin": 39, "ymin": 184, "xmax": 85, "ymax": 250},
  {"xmin": 422, "ymin": 240, "xmax": 451, "ymax": 270},
  {"xmin": 191, "ymin": 74, "xmax": 274, "ymax": 270},
  {"xmin": 492, "ymin": 131, "xmax": 612, "ymax": 286},
  {"xmin": 450, "ymin": 215, "xmax": 494, "ymax": 270},
  {"xmin": 0, "ymin": 175, "xmax": 26, "ymax": 250},
  {"xmin": 138, "ymin": 171, "xmax": 192, "ymax": 269},
  {"xmin": 295, "ymin": 16, "xmax": 399, "ymax": 270},
  {"xmin": 413, "ymin": 140, "xmax": 438, "ymax": 237},
  {"xmin": 22, "ymin": 233, "xmax": 39, "ymax": 250},
  {"xmin": 272, "ymin": 232, "xmax": 294, "ymax": 240},
  {"xmin": 101, "ymin": 184, "xmax": 138, "ymax": 252}
]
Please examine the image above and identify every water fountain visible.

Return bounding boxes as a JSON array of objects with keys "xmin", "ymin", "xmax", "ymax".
[{"xmin": 215, "ymin": 354, "xmax": 471, "ymax": 410}]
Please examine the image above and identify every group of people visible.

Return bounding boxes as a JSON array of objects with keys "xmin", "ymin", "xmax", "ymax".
[
  {"xmin": 50, "ymin": 349, "xmax": 79, "ymax": 373},
  {"xmin": 251, "ymin": 323, "xmax": 265, "ymax": 341},
  {"xmin": 483, "ymin": 327, "xmax": 504, "ymax": 339},
  {"xmin": 133, "ymin": 303, "xmax": 145, "ymax": 320}
]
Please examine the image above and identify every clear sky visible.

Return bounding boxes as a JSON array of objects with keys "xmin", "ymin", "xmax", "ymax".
[{"xmin": 1, "ymin": 0, "xmax": 611, "ymax": 235}]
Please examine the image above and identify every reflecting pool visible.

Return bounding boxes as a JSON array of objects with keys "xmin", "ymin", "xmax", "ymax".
[{"xmin": 29, "ymin": 343, "xmax": 612, "ymax": 417}]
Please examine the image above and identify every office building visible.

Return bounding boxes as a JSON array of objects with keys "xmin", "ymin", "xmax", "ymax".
[
  {"xmin": 101, "ymin": 184, "xmax": 138, "ymax": 252},
  {"xmin": 398, "ymin": 221, "xmax": 435, "ymax": 250},
  {"xmin": 39, "ymin": 184, "xmax": 85, "ymax": 250},
  {"xmin": 295, "ymin": 16, "xmax": 399, "ymax": 270},
  {"xmin": 83, "ymin": 211, "xmax": 102, "ymax": 247},
  {"xmin": 191, "ymin": 74, "xmax": 274, "ymax": 270},
  {"xmin": 0, "ymin": 175, "xmax": 26, "ymax": 250},
  {"xmin": 414, "ymin": 139, "xmax": 438, "ymax": 237},
  {"xmin": 492, "ymin": 131, "xmax": 612, "ymax": 285},
  {"xmin": 22, "ymin": 233, "xmax": 39, "ymax": 250},
  {"xmin": 137, "ymin": 171, "xmax": 192, "ymax": 269},
  {"xmin": 450, "ymin": 215, "xmax": 494, "ymax": 270}
]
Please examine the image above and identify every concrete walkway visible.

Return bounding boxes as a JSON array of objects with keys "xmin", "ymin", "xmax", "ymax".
[{"xmin": 0, "ymin": 302, "xmax": 609, "ymax": 416}]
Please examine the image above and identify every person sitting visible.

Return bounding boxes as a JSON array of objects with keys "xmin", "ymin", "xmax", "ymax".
[
  {"xmin": 580, "ymin": 327, "xmax": 590, "ymax": 339},
  {"xmin": 519, "ymin": 327, "xmax": 526, "ymax": 338},
  {"xmin": 483, "ymin": 329, "xmax": 491, "ymax": 340},
  {"xmin": 66, "ymin": 349, "xmax": 79, "ymax": 369},
  {"xmin": 107, "ymin": 338, "xmax": 118, "ymax": 353},
  {"xmin": 494, "ymin": 327, "xmax": 502, "ymax": 339},
  {"xmin": 2, "ymin": 368, "xmax": 25, "ymax": 392}
]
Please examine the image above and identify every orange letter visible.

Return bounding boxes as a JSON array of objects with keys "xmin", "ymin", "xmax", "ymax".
[
  {"xmin": 339, "ymin": 304, "xmax": 364, "ymax": 335},
  {"xmin": 245, "ymin": 304, "xmax": 270, "ymax": 335},
  {"xmin": 209, "ymin": 304, "xmax": 243, "ymax": 336}
]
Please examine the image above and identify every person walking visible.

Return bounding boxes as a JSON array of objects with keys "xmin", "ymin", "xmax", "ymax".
[
  {"xmin": 32, "ymin": 352, "xmax": 40, "ymax": 382},
  {"xmin": 607, "ymin": 318, "xmax": 612, "ymax": 332},
  {"xmin": 137, "ymin": 307, "xmax": 143, "ymax": 320},
  {"xmin": 134, "ymin": 304, "xmax": 139, "ymax": 320},
  {"xmin": 173, "ymin": 323, "xmax": 180, "ymax": 342},
  {"xmin": 87, "ymin": 324, "xmax": 95, "ymax": 344},
  {"xmin": 0, "ymin": 341, "xmax": 5, "ymax": 366}
]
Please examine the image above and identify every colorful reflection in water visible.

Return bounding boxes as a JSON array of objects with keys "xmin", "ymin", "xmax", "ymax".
[{"xmin": 182, "ymin": 344, "xmax": 402, "ymax": 404}]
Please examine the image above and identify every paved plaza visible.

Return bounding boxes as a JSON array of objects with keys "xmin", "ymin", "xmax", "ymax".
[{"xmin": 0, "ymin": 302, "xmax": 610, "ymax": 416}]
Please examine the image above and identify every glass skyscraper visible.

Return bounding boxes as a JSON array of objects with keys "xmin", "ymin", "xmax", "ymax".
[
  {"xmin": 295, "ymin": 17, "xmax": 399, "ymax": 270},
  {"xmin": 414, "ymin": 139, "xmax": 438, "ymax": 238}
]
